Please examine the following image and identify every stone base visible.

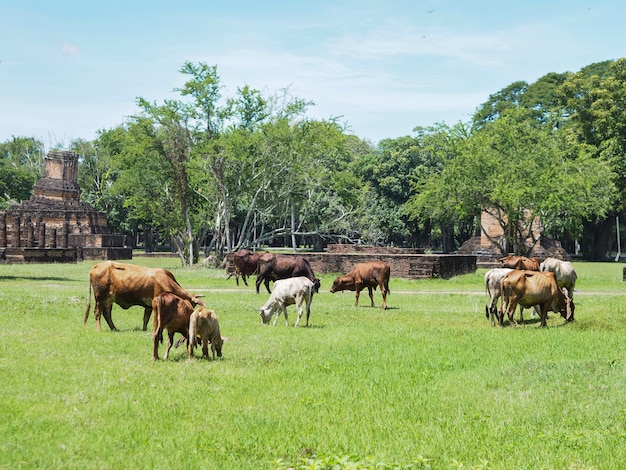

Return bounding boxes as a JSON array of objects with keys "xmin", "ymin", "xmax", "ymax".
[{"xmin": 0, "ymin": 247, "xmax": 132, "ymax": 264}]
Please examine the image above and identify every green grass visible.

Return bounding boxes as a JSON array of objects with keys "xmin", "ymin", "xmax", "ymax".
[{"xmin": 1, "ymin": 259, "xmax": 625, "ymax": 469}]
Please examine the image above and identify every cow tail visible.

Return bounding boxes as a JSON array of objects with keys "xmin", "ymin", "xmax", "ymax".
[
  {"xmin": 154, "ymin": 296, "xmax": 164, "ymax": 344},
  {"xmin": 84, "ymin": 281, "xmax": 92, "ymax": 326}
]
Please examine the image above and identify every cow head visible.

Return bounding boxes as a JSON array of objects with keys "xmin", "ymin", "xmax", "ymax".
[
  {"xmin": 259, "ymin": 305, "xmax": 277, "ymax": 324},
  {"xmin": 330, "ymin": 275, "xmax": 354, "ymax": 293},
  {"xmin": 558, "ymin": 288, "xmax": 575, "ymax": 321},
  {"xmin": 561, "ymin": 288, "xmax": 575, "ymax": 322}
]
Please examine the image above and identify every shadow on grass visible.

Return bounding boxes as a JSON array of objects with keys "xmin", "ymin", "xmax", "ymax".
[{"xmin": 0, "ymin": 275, "xmax": 73, "ymax": 282}]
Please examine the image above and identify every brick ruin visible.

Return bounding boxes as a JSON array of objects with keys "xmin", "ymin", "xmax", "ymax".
[
  {"xmin": 0, "ymin": 150, "xmax": 131, "ymax": 263},
  {"xmin": 457, "ymin": 210, "xmax": 569, "ymax": 267}
]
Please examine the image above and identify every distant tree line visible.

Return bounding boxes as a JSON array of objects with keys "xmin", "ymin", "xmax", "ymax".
[{"xmin": 2, "ymin": 58, "xmax": 624, "ymax": 265}]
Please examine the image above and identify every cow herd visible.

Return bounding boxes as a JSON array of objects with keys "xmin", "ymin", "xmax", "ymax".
[
  {"xmin": 83, "ymin": 252, "xmax": 577, "ymax": 362},
  {"xmin": 485, "ymin": 255, "xmax": 577, "ymax": 328},
  {"xmin": 83, "ymin": 253, "xmax": 391, "ymax": 361}
]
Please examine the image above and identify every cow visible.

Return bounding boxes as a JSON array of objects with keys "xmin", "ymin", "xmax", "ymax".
[
  {"xmin": 258, "ymin": 276, "xmax": 315, "ymax": 327},
  {"xmin": 540, "ymin": 257, "xmax": 577, "ymax": 299},
  {"xmin": 499, "ymin": 255, "xmax": 540, "ymax": 271},
  {"xmin": 227, "ymin": 249, "xmax": 259, "ymax": 287},
  {"xmin": 500, "ymin": 270, "xmax": 574, "ymax": 327},
  {"xmin": 330, "ymin": 261, "xmax": 391, "ymax": 310},
  {"xmin": 84, "ymin": 261, "xmax": 204, "ymax": 332},
  {"xmin": 188, "ymin": 307, "xmax": 223, "ymax": 360},
  {"xmin": 255, "ymin": 252, "xmax": 321, "ymax": 295},
  {"xmin": 484, "ymin": 268, "xmax": 539, "ymax": 326},
  {"xmin": 151, "ymin": 292, "xmax": 193, "ymax": 361}
]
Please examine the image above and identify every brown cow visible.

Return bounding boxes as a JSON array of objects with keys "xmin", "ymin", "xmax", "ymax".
[
  {"xmin": 500, "ymin": 270, "xmax": 574, "ymax": 327},
  {"xmin": 330, "ymin": 261, "xmax": 391, "ymax": 310},
  {"xmin": 255, "ymin": 253, "xmax": 321, "ymax": 294},
  {"xmin": 228, "ymin": 249, "xmax": 259, "ymax": 286},
  {"xmin": 188, "ymin": 307, "xmax": 223, "ymax": 360},
  {"xmin": 499, "ymin": 255, "xmax": 540, "ymax": 271},
  {"xmin": 84, "ymin": 261, "xmax": 204, "ymax": 332},
  {"xmin": 152, "ymin": 292, "xmax": 193, "ymax": 361}
]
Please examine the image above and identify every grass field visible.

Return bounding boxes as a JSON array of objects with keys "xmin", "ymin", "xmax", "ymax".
[{"xmin": 1, "ymin": 258, "xmax": 625, "ymax": 469}]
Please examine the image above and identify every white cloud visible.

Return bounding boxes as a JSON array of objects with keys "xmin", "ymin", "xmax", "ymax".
[{"xmin": 61, "ymin": 41, "xmax": 80, "ymax": 56}]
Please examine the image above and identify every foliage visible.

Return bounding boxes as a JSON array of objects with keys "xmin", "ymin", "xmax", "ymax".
[
  {"xmin": 0, "ymin": 137, "xmax": 44, "ymax": 208},
  {"xmin": 408, "ymin": 108, "xmax": 616, "ymax": 255}
]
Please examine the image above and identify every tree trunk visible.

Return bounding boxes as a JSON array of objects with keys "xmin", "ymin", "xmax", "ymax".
[{"xmin": 581, "ymin": 217, "xmax": 614, "ymax": 261}]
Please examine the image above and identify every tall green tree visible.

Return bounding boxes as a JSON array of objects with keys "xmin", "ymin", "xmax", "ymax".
[
  {"xmin": 0, "ymin": 137, "xmax": 44, "ymax": 208},
  {"xmin": 408, "ymin": 108, "xmax": 616, "ymax": 255}
]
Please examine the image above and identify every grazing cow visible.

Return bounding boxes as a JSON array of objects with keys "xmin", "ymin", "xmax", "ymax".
[
  {"xmin": 228, "ymin": 249, "xmax": 259, "ymax": 287},
  {"xmin": 540, "ymin": 257, "xmax": 577, "ymax": 299},
  {"xmin": 330, "ymin": 261, "xmax": 391, "ymax": 310},
  {"xmin": 188, "ymin": 307, "xmax": 223, "ymax": 360},
  {"xmin": 484, "ymin": 268, "xmax": 539, "ymax": 326},
  {"xmin": 500, "ymin": 270, "xmax": 574, "ymax": 327},
  {"xmin": 152, "ymin": 293, "xmax": 193, "ymax": 361},
  {"xmin": 258, "ymin": 276, "xmax": 315, "ymax": 327},
  {"xmin": 84, "ymin": 261, "xmax": 204, "ymax": 332},
  {"xmin": 255, "ymin": 253, "xmax": 321, "ymax": 294},
  {"xmin": 499, "ymin": 255, "xmax": 541, "ymax": 271}
]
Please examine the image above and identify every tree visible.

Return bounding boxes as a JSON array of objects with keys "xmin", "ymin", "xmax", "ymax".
[
  {"xmin": 0, "ymin": 137, "xmax": 44, "ymax": 208},
  {"xmin": 407, "ymin": 108, "xmax": 616, "ymax": 255}
]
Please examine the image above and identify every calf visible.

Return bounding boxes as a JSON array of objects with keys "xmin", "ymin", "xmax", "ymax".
[
  {"xmin": 188, "ymin": 307, "xmax": 223, "ymax": 360},
  {"xmin": 258, "ymin": 276, "xmax": 315, "ymax": 327},
  {"xmin": 330, "ymin": 261, "xmax": 391, "ymax": 310},
  {"xmin": 500, "ymin": 270, "xmax": 574, "ymax": 327},
  {"xmin": 152, "ymin": 292, "xmax": 194, "ymax": 361},
  {"xmin": 540, "ymin": 257, "xmax": 577, "ymax": 299}
]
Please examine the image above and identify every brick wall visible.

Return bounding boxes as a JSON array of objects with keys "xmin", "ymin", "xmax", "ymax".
[{"xmin": 225, "ymin": 251, "xmax": 476, "ymax": 280}]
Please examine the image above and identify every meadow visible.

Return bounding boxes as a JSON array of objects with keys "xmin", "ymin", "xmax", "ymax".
[{"xmin": 1, "ymin": 257, "xmax": 625, "ymax": 469}]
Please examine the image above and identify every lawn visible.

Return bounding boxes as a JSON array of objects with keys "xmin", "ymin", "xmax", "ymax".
[{"xmin": 1, "ymin": 258, "xmax": 625, "ymax": 469}]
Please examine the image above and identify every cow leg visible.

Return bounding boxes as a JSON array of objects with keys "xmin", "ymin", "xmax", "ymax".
[
  {"xmin": 242, "ymin": 274, "xmax": 248, "ymax": 287},
  {"xmin": 264, "ymin": 278, "xmax": 272, "ymax": 294},
  {"xmin": 305, "ymin": 294, "xmax": 312, "ymax": 327},
  {"xmin": 164, "ymin": 332, "xmax": 175, "ymax": 360},
  {"xmin": 368, "ymin": 286, "xmax": 375, "ymax": 308},
  {"xmin": 380, "ymin": 286, "xmax": 387, "ymax": 310},
  {"xmin": 354, "ymin": 288, "xmax": 360, "ymax": 307},
  {"xmin": 294, "ymin": 296, "xmax": 303, "ymax": 328},
  {"xmin": 255, "ymin": 276, "xmax": 263, "ymax": 294},
  {"xmin": 101, "ymin": 303, "xmax": 117, "ymax": 331},
  {"xmin": 202, "ymin": 336, "xmax": 209, "ymax": 359},
  {"xmin": 142, "ymin": 307, "xmax": 152, "ymax": 331},
  {"xmin": 282, "ymin": 304, "xmax": 289, "ymax": 326},
  {"xmin": 539, "ymin": 305, "xmax": 549, "ymax": 327},
  {"xmin": 152, "ymin": 328, "xmax": 163, "ymax": 361}
]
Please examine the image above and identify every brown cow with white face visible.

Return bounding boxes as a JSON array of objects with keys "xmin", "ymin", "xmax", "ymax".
[
  {"xmin": 330, "ymin": 261, "xmax": 391, "ymax": 310},
  {"xmin": 500, "ymin": 270, "xmax": 574, "ymax": 327},
  {"xmin": 84, "ymin": 261, "xmax": 204, "ymax": 331}
]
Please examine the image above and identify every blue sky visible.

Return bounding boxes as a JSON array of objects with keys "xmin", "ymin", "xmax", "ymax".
[{"xmin": 1, "ymin": 0, "xmax": 624, "ymax": 147}]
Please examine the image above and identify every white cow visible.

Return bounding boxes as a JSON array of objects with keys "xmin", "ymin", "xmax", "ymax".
[
  {"xmin": 540, "ymin": 258, "xmax": 577, "ymax": 299},
  {"xmin": 484, "ymin": 267, "xmax": 539, "ymax": 326},
  {"xmin": 258, "ymin": 276, "xmax": 315, "ymax": 327}
]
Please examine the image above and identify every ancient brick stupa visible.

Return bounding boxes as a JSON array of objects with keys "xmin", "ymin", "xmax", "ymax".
[{"xmin": 0, "ymin": 150, "xmax": 131, "ymax": 263}]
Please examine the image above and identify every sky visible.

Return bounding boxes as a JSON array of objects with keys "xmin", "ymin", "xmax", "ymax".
[{"xmin": 1, "ymin": 0, "xmax": 624, "ymax": 147}]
